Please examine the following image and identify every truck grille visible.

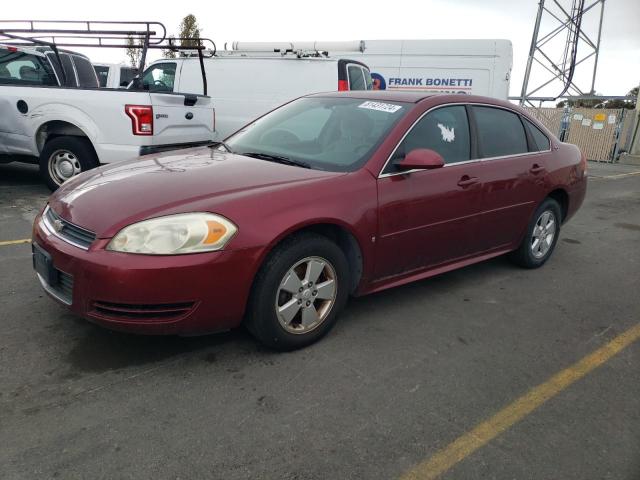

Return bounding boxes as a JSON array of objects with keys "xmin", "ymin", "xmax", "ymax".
[{"xmin": 44, "ymin": 206, "xmax": 96, "ymax": 249}]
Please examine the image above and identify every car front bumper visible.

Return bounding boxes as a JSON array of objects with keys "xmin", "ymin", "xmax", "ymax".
[{"xmin": 32, "ymin": 213, "xmax": 263, "ymax": 335}]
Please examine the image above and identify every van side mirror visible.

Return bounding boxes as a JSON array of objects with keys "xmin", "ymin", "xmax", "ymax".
[{"xmin": 397, "ymin": 149, "xmax": 445, "ymax": 171}]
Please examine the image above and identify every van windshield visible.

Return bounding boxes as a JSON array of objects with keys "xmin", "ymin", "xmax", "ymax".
[{"xmin": 224, "ymin": 97, "xmax": 409, "ymax": 172}]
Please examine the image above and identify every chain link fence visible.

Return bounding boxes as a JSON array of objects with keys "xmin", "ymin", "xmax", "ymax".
[{"xmin": 523, "ymin": 106, "xmax": 636, "ymax": 162}]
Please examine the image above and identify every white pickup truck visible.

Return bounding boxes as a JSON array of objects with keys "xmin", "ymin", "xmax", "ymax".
[{"xmin": 0, "ymin": 44, "xmax": 214, "ymax": 189}]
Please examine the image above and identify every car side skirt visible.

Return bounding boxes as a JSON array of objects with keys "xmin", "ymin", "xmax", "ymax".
[{"xmin": 359, "ymin": 246, "xmax": 514, "ymax": 296}]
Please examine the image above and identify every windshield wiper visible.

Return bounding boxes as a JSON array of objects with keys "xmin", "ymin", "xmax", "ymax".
[
  {"xmin": 240, "ymin": 152, "xmax": 311, "ymax": 169},
  {"xmin": 208, "ymin": 141, "xmax": 234, "ymax": 154}
]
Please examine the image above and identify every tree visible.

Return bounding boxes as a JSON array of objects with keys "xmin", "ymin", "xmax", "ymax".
[
  {"xmin": 163, "ymin": 35, "xmax": 178, "ymax": 59},
  {"xmin": 556, "ymin": 86, "xmax": 638, "ymax": 110},
  {"xmin": 163, "ymin": 14, "xmax": 201, "ymax": 58},
  {"xmin": 604, "ymin": 86, "xmax": 638, "ymax": 109},
  {"xmin": 125, "ymin": 35, "xmax": 142, "ymax": 69},
  {"xmin": 556, "ymin": 94, "xmax": 602, "ymax": 109}
]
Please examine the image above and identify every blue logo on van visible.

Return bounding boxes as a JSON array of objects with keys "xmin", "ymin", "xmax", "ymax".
[{"xmin": 371, "ymin": 73, "xmax": 386, "ymax": 90}]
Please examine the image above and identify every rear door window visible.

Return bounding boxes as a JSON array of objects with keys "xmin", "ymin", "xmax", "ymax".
[
  {"xmin": 348, "ymin": 65, "xmax": 366, "ymax": 90},
  {"xmin": 0, "ymin": 48, "xmax": 58, "ymax": 86},
  {"xmin": 72, "ymin": 56, "xmax": 98, "ymax": 88},
  {"xmin": 523, "ymin": 117, "xmax": 551, "ymax": 151},
  {"xmin": 142, "ymin": 62, "xmax": 176, "ymax": 92},
  {"xmin": 473, "ymin": 106, "xmax": 528, "ymax": 158}
]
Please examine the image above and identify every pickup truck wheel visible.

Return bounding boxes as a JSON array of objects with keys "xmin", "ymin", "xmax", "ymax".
[{"xmin": 40, "ymin": 136, "xmax": 98, "ymax": 191}]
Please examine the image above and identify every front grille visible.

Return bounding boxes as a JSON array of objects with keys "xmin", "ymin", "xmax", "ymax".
[
  {"xmin": 57, "ymin": 271, "xmax": 74, "ymax": 302},
  {"xmin": 44, "ymin": 207, "xmax": 96, "ymax": 249},
  {"xmin": 91, "ymin": 301, "xmax": 196, "ymax": 322}
]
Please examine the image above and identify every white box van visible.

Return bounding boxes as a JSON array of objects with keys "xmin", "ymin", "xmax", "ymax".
[
  {"xmin": 141, "ymin": 53, "xmax": 372, "ymax": 139},
  {"xmin": 94, "ymin": 63, "xmax": 138, "ymax": 88},
  {"xmin": 231, "ymin": 39, "xmax": 513, "ymax": 100}
]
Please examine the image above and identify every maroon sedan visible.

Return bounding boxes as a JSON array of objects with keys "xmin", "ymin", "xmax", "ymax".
[{"xmin": 33, "ymin": 92, "xmax": 587, "ymax": 350}]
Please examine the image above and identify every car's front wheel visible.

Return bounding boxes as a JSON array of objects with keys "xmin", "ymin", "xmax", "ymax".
[
  {"xmin": 509, "ymin": 197, "xmax": 561, "ymax": 268},
  {"xmin": 245, "ymin": 233, "xmax": 350, "ymax": 350}
]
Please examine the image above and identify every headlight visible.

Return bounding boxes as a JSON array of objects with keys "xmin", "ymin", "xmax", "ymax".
[{"xmin": 106, "ymin": 213, "xmax": 237, "ymax": 255}]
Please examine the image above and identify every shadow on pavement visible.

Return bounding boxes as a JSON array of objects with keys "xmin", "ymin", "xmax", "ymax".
[{"xmin": 0, "ymin": 162, "xmax": 42, "ymax": 187}]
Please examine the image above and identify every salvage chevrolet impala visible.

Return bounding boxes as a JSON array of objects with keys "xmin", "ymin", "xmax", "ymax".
[{"xmin": 32, "ymin": 92, "xmax": 587, "ymax": 350}]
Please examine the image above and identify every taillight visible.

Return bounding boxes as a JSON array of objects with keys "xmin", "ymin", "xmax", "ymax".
[
  {"xmin": 8, "ymin": 47, "xmax": 18, "ymax": 52},
  {"xmin": 338, "ymin": 79, "xmax": 349, "ymax": 91},
  {"xmin": 125, "ymin": 105, "xmax": 153, "ymax": 136}
]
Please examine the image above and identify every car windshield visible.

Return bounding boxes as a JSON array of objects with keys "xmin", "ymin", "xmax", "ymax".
[{"xmin": 224, "ymin": 97, "xmax": 409, "ymax": 172}]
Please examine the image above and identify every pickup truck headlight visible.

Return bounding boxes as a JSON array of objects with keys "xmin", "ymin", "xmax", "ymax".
[{"xmin": 107, "ymin": 213, "xmax": 237, "ymax": 255}]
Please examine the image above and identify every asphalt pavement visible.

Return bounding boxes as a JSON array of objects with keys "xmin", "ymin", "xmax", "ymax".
[{"xmin": 0, "ymin": 161, "xmax": 638, "ymax": 480}]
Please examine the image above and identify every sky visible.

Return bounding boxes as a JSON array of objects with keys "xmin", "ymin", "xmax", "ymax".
[{"xmin": 3, "ymin": 0, "xmax": 639, "ymax": 99}]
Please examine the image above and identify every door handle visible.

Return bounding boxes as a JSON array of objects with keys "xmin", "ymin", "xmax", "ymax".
[
  {"xmin": 530, "ymin": 164, "xmax": 545, "ymax": 174},
  {"xmin": 457, "ymin": 175, "xmax": 479, "ymax": 188}
]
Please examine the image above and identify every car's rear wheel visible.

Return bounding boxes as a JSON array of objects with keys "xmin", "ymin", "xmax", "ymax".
[
  {"xmin": 245, "ymin": 233, "xmax": 350, "ymax": 350},
  {"xmin": 509, "ymin": 198, "xmax": 561, "ymax": 268},
  {"xmin": 40, "ymin": 136, "xmax": 98, "ymax": 191}
]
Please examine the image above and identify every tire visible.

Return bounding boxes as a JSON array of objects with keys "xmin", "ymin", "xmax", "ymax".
[
  {"xmin": 245, "ymin": 233, "xmax": 350, "ymax": 351},
  {"xmin": 509, "ymin": 198, "xmax": 562, "ymax": 269},
  {"xmin": 39, "ymin": 136, "xmax": 99, "ymax": 191}
]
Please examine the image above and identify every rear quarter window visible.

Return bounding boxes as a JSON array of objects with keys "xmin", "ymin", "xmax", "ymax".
[
  {"xmin": 72, "ymin": 56, "xmax": 98, "ymax": 88},
  {"xmin": 473, "ymin": 106, "xmax": 528, "ymax": 158},
  {"xmin": 523, "ymin": 117, "xmax": 551, "ymax": 151}
]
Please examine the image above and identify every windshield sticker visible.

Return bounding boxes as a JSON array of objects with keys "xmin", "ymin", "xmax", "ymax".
[
  {"xmin": 358, "ymin": 101, "xmax": 403, "ymax": 113},
  {"xmin": 437, "ymin": 123, "xmax": 455, "ymax": 143}
]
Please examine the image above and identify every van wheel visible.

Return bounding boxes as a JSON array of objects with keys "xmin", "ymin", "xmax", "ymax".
[
  {"xmin": 509, "ymin": 198, "xmax": 561, "ymax": 269},
  {"xmin": 40, "ymin": 136, "xmax": 98, "ymax": 191},
  {"xmin": 245, "ymin": 233, "xmax": 350, "ymax": 351}
]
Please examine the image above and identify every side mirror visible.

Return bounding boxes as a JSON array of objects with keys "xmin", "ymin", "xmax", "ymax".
[{"xmin": 397, "ymin": 149, "xmax": 445, "ymax": 171}]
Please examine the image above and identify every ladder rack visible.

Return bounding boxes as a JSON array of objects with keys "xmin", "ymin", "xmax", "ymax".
[{"xmin": 0, "ymin": 20, "xmax": 216, "ymax": 94}]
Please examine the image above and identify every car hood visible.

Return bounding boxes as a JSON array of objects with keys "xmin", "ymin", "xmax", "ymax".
[{"xmin": 49, "ymin": 147, "xmax": 344, "ymax": 238}]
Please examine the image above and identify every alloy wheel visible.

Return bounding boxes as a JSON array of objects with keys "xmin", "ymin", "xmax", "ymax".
[
  {"xmin": 275, "ymin": 256, "xmax": 338, "ymax": 334},
  {"xmin": 531, "ymin": 210, "xmax": 557, "ymax": 259}
]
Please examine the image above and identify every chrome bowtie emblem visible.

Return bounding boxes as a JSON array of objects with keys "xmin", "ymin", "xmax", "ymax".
[{"xmin": 53, "ymin": 219, "xmax": 64, "ymax": 233}]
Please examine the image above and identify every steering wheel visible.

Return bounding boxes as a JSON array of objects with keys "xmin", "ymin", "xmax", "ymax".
[
  {"xmin": 153, "ymin": 79, "xmax": 168, "ymax": 89},
  {"xmin": 261, "ymin": 129, "xmax": 300, "ymax": 145}
]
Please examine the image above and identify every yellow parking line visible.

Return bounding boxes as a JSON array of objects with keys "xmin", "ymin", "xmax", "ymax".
[
  {"xmin": 400, "ymin": 322, "xmax": 640, "ymax": 480},
  {"xmin": 592, "ymin": 171, "xmax": 640, "ymax": 180},
  {"xmin": 0, "ymin": 238, "xmax": 31, "ymax": 247}
]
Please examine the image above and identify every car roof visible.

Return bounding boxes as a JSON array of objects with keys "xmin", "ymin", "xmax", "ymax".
[
  {"xmin": 306, "ymin": 91, "xmax": 524, "ymax": 111},
  {"xmin": 308, "ymin": 90, "xmax": 436, "ymax": 103}
]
